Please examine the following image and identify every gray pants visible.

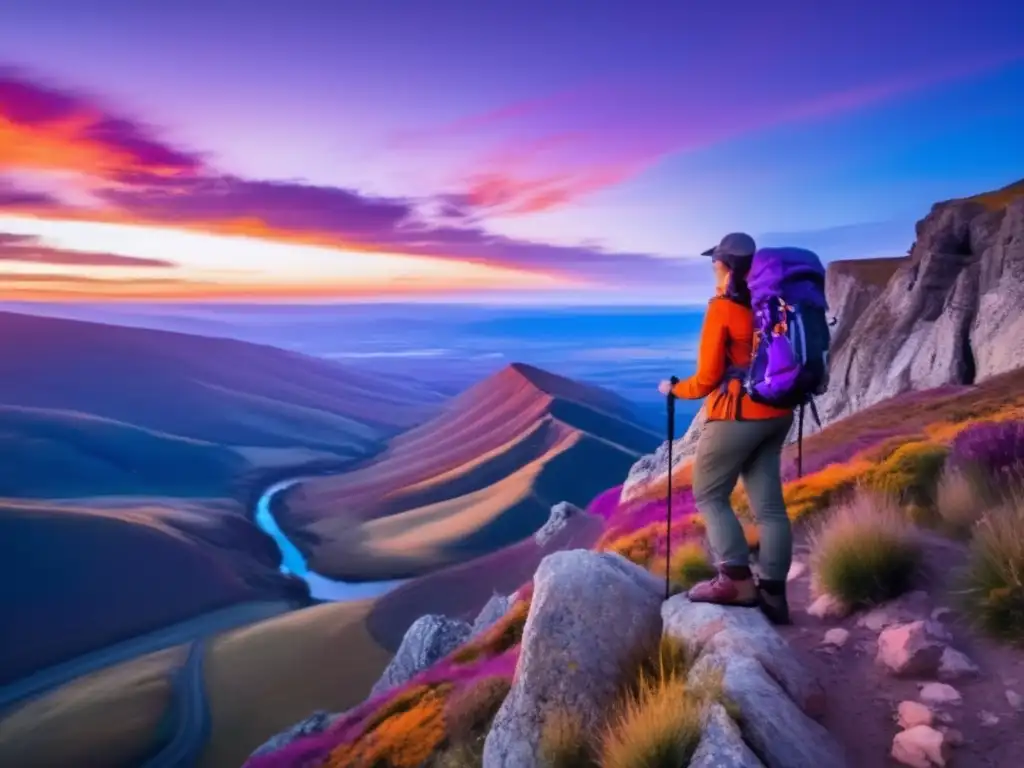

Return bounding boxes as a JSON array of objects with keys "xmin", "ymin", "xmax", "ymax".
[{"xmin": 691, "ymin": 415, "xmax": 794, "ymax": 581}]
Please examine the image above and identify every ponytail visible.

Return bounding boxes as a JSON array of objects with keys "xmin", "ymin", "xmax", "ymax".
[{"xmin": 725, "ymin": 268, "xmax": 752, "ymax": 308}]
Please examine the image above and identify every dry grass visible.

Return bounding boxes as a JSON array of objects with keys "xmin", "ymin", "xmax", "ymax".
[
  {"xmin": 599, "ymin": 635, "xmax": 715, "ymax": 768},
  {"xmin": 936, "ymin": 466, "xmax": 991, "ymax": 538},
  {"xmin": 809, "ymin": 492, "xmax": 924, "ymax": 607},
  {"xmin": 539, "ymin": 710, "xmax": 598, "ymax": 767},
  {"xmin": 599, "ymin": 675, "xmax": 703, "ymax": 768},
  {"xmin": 961, "ymin": 489, "xmax": 1024, "ymax": 644}
]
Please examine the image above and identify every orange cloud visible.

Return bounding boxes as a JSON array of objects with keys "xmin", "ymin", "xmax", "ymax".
[{"xmin": 0, "ymin": 66, "xmax": 202, "ymax": 180}]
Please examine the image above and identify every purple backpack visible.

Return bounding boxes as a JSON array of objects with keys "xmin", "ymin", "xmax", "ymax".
[{"xmin": 743, "ymin": 247, "xmax": 831, "ymax": 412}]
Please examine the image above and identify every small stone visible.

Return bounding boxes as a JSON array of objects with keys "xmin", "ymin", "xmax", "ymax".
[
  {"xmin": 897, "ymin": 700, "xmax": 934, "ymax": 729},
  {"xmin": 920, "ymin": 682, "xmax": 962, "ymax": 707},
  {"xmin": 979, "ymin": 710, "xmax": 1000, "ymax": 727},
  {"xmin": 1006, "ymin": 689, "xmax": 1023, "ymax": 711},
  {"xmin": 891, "ymin": 725, "xmax": 951, "ymax": 768},
  {"xmin": 937, "ymin": 647, "xmax": 979, "ymax": 681},
  {"xmin": 860, "ymin": 591, "xmax": 931, "ymax": 631},
  {"xmin": 822, "ymin": 628, "xmax": 850, "ymax": 647},
  {"xmin": 877, "ymin": 621, "xmax": 944, "ymax": 677},
  {"xmin": 787, "ymin": 561, "xmax": 808, "ymax": 581},
  {"xmin": 807, "ymin": 593, "xmax": 851, "ymax": 620}
]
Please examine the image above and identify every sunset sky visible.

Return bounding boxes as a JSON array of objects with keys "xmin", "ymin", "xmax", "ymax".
[{"xmin": 1, "ymin": 0, "xmax": 1022, "ymax": 303}]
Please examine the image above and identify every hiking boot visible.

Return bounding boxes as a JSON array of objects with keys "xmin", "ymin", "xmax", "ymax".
[
  {"xmin": 756, "ymin": 579, "xmax": 791, "ymax": 625},
  {"xmin": 687, "ymin": 572, "xmax": 758, "ymax": 607}
]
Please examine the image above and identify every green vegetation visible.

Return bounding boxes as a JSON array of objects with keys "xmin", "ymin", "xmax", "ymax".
[
  {"xmin": 809, "ymin": 492, "xmax": 924, "ymax": 607},
  {"xmin": 961, "ymin": 489, "xmax": 1024, "ymax": 644}
]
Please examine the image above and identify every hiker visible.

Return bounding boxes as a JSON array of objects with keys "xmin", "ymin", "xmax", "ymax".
[{"xmin": 658, "ymin": 232, "xmax": 830, "ymax": 624}]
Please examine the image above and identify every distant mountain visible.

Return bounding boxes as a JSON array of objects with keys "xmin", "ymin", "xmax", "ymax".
[
  {"xmin": 279, "ymin": 362, "xmax": 660, "ymax": 580},
  {"xmin": 0, "ymin": 311, "xmax": 447, "ymax": 497}
]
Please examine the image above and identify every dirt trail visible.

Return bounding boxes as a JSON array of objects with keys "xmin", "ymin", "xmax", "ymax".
[{"xmin": 777, "ymin": 533, "xmax": 1024, "ymax": 767}]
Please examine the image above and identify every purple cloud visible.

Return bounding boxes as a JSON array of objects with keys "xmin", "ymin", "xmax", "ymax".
[{"xmin": 0, "ymin": 64, "xmax": 204, "ymax": 179}]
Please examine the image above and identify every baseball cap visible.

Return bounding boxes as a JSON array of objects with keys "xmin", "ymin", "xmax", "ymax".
[{"xmin": 701, "ymin": 232, "xmax": 756, "ymax": 266}]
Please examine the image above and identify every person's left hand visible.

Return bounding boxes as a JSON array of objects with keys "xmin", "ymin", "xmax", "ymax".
[{"xmin": 658, "ymin": 379, "xmax": 674, "ymax": 396}]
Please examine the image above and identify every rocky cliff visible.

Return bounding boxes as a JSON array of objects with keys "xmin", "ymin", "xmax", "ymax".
[
  {"xmin": 622, "ymin": 180, "xmax": 1024, "ymax": 502},
  {"xmin": 819, "ymin": 191, "xmax": 1024, "ymax": 426}
]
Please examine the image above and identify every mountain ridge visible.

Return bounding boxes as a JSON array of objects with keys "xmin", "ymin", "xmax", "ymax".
[{"xmin": 277, "ymin": 361, "xmax": 659, "ymax": 581}]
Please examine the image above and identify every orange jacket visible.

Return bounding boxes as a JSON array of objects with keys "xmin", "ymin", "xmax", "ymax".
[{"xmin": 671, "ymin": 296, "xmax": 791, "ymax": 421}]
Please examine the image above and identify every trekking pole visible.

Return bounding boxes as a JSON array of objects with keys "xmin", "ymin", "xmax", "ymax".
[{"xmin": 665, "ymin": 376, "xmax": 679, "ymax": 600}]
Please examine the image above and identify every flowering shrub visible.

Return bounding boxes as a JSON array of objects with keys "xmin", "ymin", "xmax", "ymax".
[
  {"xmin": 949, "ymin": 419, "xmax": 1024, "ymax": 483},
  {"xmin": 860, "ymin": 440, "xmax": 948, "ymax": 509}
]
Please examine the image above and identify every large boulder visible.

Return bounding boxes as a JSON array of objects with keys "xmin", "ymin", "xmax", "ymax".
[
  {"xmin": 370, "ymin": 614, "xmax": 471, "ymax": 697},
  {"xmin": 483, "ymin": 550, "xmax": 662, "ymax": 767},
  {"xmin": 662, "ymin": 596, "xmax": 826, "ymax": 717},
  {"xmin": 534, "ymin": 502, "xmax": 585, "ymax": 547},
  {"xmin": 689, "ymin": 653, "xmax": 846, "ymax": 768},
  {"xmin": 689, "ymin": 702, "xmax": 766, "ymax": 768},
  {"xmin": 471, "ymin": 592, "xmax": 514, "ymax": 638}
]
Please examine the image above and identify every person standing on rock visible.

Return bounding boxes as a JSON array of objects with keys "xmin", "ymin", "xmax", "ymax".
[{"xmin": 658, "ymin": 232, "xmax": 795, "ymax": 624}]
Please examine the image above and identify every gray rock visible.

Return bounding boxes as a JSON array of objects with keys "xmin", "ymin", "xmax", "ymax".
[
  {"xmin": 857, "ymin": 591, "xmax": 931, "ymax": 632},
  {"xmin": 817, "ymin": 197, "xmax": 1024, "ymax": 430},
  {"xmin": 691, "ymin": 653, "xmax": 847, "ymax": 768},
  {"xmin": 662, "ymin": 595, "xmax": 826, "ymax": 718},
  {"xmin": 370, "ymin": 614, "xmax": 471, "ymax": 697},
  {"xmin": 876, "ymin": 621, "xmax": 945, "ymax": 677},
  {"xmin": 937, "ymin": 646, "xmax": 980, "ymax": 681},
  {"xmin": 621, "ymin": 405, "xmax": 705, "ymax": 502},
  {"xmin": 534, "ymin": 501, "xmax": 583, "ymax": 547},
  {"xmin": 1006, "ymin": 689, "xmax": 1023, "ymax": 711},
  {"xmin": 689, "ymin": 702, "xmax": 766, "ymax": 768},
  {"xmin": 248, "ymin": 710, "xmax": 338, "ymax": 758},
  {"xmin": 471, "ymin": 592, "xmax": 514, "ymax": 638},
  {"xmin": 919, "ymin": 682, "xmax": 962, "ymax": 707},
  {"xmin": 483, "ymin": 550, "xmax": 662, "ymax": 768}
]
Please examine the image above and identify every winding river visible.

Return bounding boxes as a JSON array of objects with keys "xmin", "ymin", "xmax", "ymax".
[{"xmin": 254, "ymin": 479, "xmax": 407, "ymax": 601}]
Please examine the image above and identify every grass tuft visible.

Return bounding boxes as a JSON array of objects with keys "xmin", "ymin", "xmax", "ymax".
[
  {"xmin": 539, "ymin": 710, "xmax": 598, "ymax": 768},
  {"xmin": 599, "ymin": 674, "xmax": 703, "ymax": 768},
  {"xmin": 809, "ymin": 492, "xmax": 924, "ymax": 607},
  {"xmin": 961, "ymin": 489, "xmax": 1024, "ymax": 644}
]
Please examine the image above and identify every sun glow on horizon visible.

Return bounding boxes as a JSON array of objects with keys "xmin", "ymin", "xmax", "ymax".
[{"xmin": 0, "ymin": 215, "xmax": 578, "ymax": 300}]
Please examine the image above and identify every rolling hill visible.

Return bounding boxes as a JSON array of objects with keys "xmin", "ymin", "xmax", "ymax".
[
  {"xmin": 0, "ymin": 310, "xmax": 444, "ymax": 468},
  {"xmin": 0, "ymin": 497, "xmax": 307, "ymax": 686},
  {"xmin": 277, "ymin": 362, "xmax": 661, "ymax": 580}
]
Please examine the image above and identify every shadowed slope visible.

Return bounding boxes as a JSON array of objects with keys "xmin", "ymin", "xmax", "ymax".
[
  {"xmin": 0, "ymin": 406, "xmax": 247, "ymax": 498},
  {"xmin": 279, "ymin": 364, "xmax": 659, "ymax": 580},
  {"xmin": 0, "ymin": 310, "xmax": 443, "ymax": 459},
  {"xmin": 0, "ymin": 498, "xmax": 304, "ymax": 686}
]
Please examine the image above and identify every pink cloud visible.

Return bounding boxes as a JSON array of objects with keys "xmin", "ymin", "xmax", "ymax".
[{"xmin": 413, "ymin": 50, "xmax": 1024, "ymax": 216}]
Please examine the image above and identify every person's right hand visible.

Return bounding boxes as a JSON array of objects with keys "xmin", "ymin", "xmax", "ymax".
[{"xmin": 658, "ymin": 380, "xmax": 674, "ymax": 396}]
